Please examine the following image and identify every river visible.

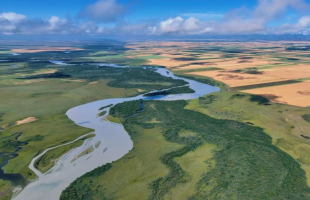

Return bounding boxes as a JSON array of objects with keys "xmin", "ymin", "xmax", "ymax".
[{"xmin": 13, "ymin": 65, "xmax": 220, "ymax": 200}]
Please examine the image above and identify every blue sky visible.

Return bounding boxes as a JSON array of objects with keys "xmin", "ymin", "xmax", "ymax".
[
  {"xmin": 1, "ymin": 0, "xmax": 310, "ymax": 36},
  {"xmin": 0, "ymin": 0, "xmax": 257, "ymax": 19}
]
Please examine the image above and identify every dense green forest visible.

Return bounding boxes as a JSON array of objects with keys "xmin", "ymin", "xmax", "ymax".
[
  {"xmin": 19, "ymin": 63, "xmax": 187, "ymax": 91},
  {"xmin": 144, "ymin": 86, "xmax": 194, "ymax": 97},
  {"xmin": 61, "ymin": 100, "xmax": 310, "ymax": 200}
]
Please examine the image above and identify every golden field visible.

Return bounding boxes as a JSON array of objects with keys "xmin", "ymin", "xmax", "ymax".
[{"xmin": 125, "ymin": 41, "xmax": 310, "ymax": 107}]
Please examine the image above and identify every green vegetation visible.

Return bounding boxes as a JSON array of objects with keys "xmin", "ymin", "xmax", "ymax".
[
  {"xmin": 0, "ymin": 180, "xmax": 11, "ymax": 200},
  {"xmin": 187, "ymin": 91, "xmax": 310, "ymax": 187},
  {"xmin": 302, "ymin": 114, "xmax": 310, "ymax": 123},
  {"xmin": 99, "ymin": 104, "xmax": 113, "ymax": 111},
  {"xmin": 62, "ymin": 100, "xmax": 310, "ymax": 200},
  {"xmin": 144, "ymin": 86, "xmax": 194, "ymax": 97},
  {"xmin": 34, "ymin": 134, "xmax": 95, "ymax": 173},
  {"xmin": 110, "ymin": 100, "xmax": 143, "ymax": 119},
  {"xmin": 232, "ymin": 80, "xmax": 301, "ymax": 90},
  {"xmin": 0, "ymin": 51, "xmax": 12, "ymax": 54},
  {"xmin": 47, "ymin": 65, "xmax": 187, "ymax": 91},
  {"xmin": 4, "ymin": 41, "xmax": 310, "ymax": 200},
  {"xmin": 286, "ymin": 46, "xmax": 310, "ymax": 51},
  {"xmin": 60, "ymin": 164, "xmax": 112, "ymax": 200},
  {"xmin": 106, "ymin": 115, "xmax": 121, "ymax": 124},
  {"xmin": 97, "ymin": 111, "xmax": 107, "ymax": 117},
  {"xmin": 175, "ymin": 73, "xmax": 228, "ymax": 91},
  {"xmin": 0, "ymin": 42, "xmax": 188, "ymax": 197},
  {"xmin": 71, "ymin": 146, "xmax": 95, "ymax": 163},
  {"xmin": 90, "ymin": 51, "xmax": 108, "ymax": 55},
  {"xmin": 0, "ymin": 60, "xmax": 185, "ymax": 178},
  {"xmin": 137, "ymin": 55, "xmax": 168, "ymax": 60},
  {"xmin": 79, "ymin": 55, "xmax": 147, "ymax": 66}
]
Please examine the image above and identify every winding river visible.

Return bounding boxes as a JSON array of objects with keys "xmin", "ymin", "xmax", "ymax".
[{"xmin": 13, "ymin": 65, "xmax": 220, "ymax": 200}]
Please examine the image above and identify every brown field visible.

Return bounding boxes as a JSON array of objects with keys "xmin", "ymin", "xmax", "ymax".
[
  {"xmin": 187, "ymin": 66, "xmax": 310, "ymax": 88},
  {"xmin": 148, "ymin": 58, "xmax": 193, "ymax": 68},
  {"xmin": 243, "ymin": 81, "xmax": 310, "ymax": 107},
  {"xmin": 125, "ymin": 41, "xmax": 310, "ymax": 107},
  {"xmin": 176, "ymin": 57, "xmax": 275, "ymax": 70},
  {"xmin": 265, "ymin": 64, "xmax": 310, "ymax": 73},
  {"xmin": 188, "ymin": 70, "xmax": 284, "ymax": 87}
]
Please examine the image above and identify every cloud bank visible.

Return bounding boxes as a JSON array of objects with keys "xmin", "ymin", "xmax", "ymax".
[
  {"xmin": 2, "ymin": 0, "xmax": 310, "ymax": 36},
  {"xmin": 0, "ymin": 13, "xmax": 104, "ymax": 35},
  {"xmin": 148, "ymin": 0, "xmax": 310, "ymax": 35},
  {"xmin": 78, "ymin": 0, "xmax": 126, "ymax": 23}
]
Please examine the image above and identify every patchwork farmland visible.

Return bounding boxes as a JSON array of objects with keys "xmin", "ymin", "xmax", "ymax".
[{"xmin": 122, "ymin": 41, "xmax": 310, "ymax": 107}]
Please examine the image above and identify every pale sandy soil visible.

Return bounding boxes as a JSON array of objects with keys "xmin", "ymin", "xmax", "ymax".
[
  {"xmin": 14, "ymin": 79, "xmax": 46, "ymax": 85},
  {"xmin": 137, "ymin": 89, "xmax": 145, "ymax": 92},
  {"xmin": 89, "ymin": 81, "xmax": 99, "ymax": 85},
  {"xmin": 61, "ymin": 79, "xmax": 85, "ymax": 83},
  {"xmin": 33, "ymin": 69, "xmax": 57, "ymax": 75},
  {"xmin": 20, "ymin": 69, "xmax": 57, "ymax": 77},
  {"xmin": 16, "ymin": 117, "xmax": 38, "ymax": 125}
]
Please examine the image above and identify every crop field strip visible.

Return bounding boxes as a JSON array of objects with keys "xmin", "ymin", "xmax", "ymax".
[{"xmin": 124, "ymin": 41, "xmax": 310, "ymax": 107}]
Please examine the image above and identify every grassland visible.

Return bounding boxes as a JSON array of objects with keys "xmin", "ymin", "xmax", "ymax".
[
  {"xmin": 0, "ymin": 41, "xmax": 188, "ymax": 198},
  {"xmin": 0, "ymin": 180, "xmax": 12, "ymax": 200},
  {"xmin": 61, "ymin": 99, "xmax": 310, "ymax": 200},
  {"xmin": 34, "ymin": 134, "xmax": 96, "ymax": 173},
  {"xmin": 186, "ymin": 91, "xmax": 310, "ymax": 187}
]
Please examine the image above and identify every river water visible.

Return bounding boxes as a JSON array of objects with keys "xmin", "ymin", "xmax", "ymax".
[{"xmin": 13, "ymin": 66, "xmax": 220, "ymax": 200}]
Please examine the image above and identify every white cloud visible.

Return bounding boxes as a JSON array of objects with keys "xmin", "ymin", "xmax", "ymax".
[
  {"xmin": 213, "ymin": 0, "xmax": 310, "ymax": 34},
  {"xmin": 79, "ymin": 0, "xmax": 126, "ymax": 23},
  {"xmin": 267, "ymin": 15, "xmax": 310, "ymax": 35},
  {"xmin": 153, "ymin": 17, "xmax": 212, "ymax": 35},
  {"xmin": 0, "ymin": 12, "xmax": 26, "ymax": 23},
  {"xmin": 297, "ymin": 16, "xmax": 310, "ymax": 28},
  {"xmin": 158, "ymin": 17, "xmax": 184, "ymax": 34},
  {"xmin": 254, "ymin": 0, "xmax": 310, "ymax": 22},
  {"xmin": 47, "ymin": 16, "xmax": 67, "ymax": 31},
  {"xmin": 183, "ymin": 17, "xmax": 199, "ymax": 31},
  {"xmin": 146, "ymin": 0, "xmax": 310, "ymax": 36},
  {"xmin": 0, "ymin": 12, "xmax": 28, "ymax": 35},
  {"xmin": 0, "ymin": 12, "xmax": 104, "ymax": 35},
  {"xmin": 1, "ymin": 0, "xmax": 310, "ymax": 36},
  {"xmin": 181, "ymin": 13, "xmax": 223, "ymax": 20}
]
